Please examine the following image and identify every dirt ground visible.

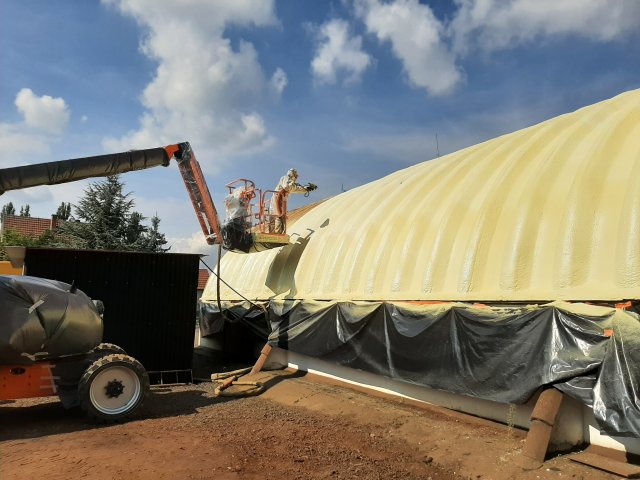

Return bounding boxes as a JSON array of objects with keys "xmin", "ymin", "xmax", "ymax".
[{"xmin": 0, "ymin": 370, "xmax": 618, "ymax": 480}]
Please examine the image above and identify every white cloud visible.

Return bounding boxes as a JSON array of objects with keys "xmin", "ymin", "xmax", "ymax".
[
  {"xmin": 167, "ymin": 230, "xmax": 216, "ymax": 256},
  {"xmin": 14, "ymin": 88, "xmax": 70, "ymax": 135},
  {"xmin": 347, "ymin": 0, "xmax": 640, "ymax": 97},
  {"xmin": 450, "ymin": 0, "xmax": 640, "ymax": 54},
  {"xmin": 270, "ymin": 67, "xmax": 288, "ymax": 96},
  {"xmin": 0, "ymin": 88, "xmax": 72, "ymax": 167},
  {"xmin": 101, "ymin": 0, "xmax": 280, "ymax": 172},
  {"xmin": 0, "ymin": 124, "xmax": 51, "ymax": 166},
  {"xmin": 311, "ymin": 19, "xmax": 372, "ymax": 85},
  {"xmin": 355, "ymin": 0, "xmax": 462, "ymax": 96},
  {"xmin": 0, "ymin": 185, "xmax": 55, "ymax": 207}
]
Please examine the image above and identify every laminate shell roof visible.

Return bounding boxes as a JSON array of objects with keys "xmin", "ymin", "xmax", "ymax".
[{"xmin": 204, "ymin": 89, "xmax": 640, "ymax": 302}]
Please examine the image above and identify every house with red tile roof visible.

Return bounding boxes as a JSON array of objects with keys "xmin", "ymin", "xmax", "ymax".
[
  {"xmin": 197, "ymin": 268, "xmax": 210, "ymax": 296},
  {"xmin": 0, "ymin": 214, "xmax": 62, "ymax": 238}
]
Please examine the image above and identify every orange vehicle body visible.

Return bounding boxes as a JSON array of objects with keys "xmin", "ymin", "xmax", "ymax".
[{"xmin": 0, "ymin": 363, "xmax": 57, "ymax": 400}]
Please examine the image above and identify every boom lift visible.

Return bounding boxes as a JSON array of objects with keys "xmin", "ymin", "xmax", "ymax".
[
  {"xmin": 0, "ymin": 142, "xmax": 303, "ymax": 421},
  {"xmin": 0, "ymin": 141, "xmax": 293, "ymax": 253}
]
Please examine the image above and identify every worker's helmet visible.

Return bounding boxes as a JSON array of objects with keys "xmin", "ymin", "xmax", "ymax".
[{"xmin": 287, "ymin": 168, "xmax": 298, "ymax": 179}]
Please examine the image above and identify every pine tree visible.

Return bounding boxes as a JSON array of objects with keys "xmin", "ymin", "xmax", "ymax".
[
  {"xmin": 143, "ymin": 214, "xmax": 169, "ymax": 252},
  {"xmin": 125, "ymin": 211, "xmax": 148, "ymax": 250},
  {"xmin": 1, "ymin": 202, "xmax": 15, "ymax": 217},
  {"xmin": 57, "ymin": 175, "xmax": 167, "ymax": 252}
]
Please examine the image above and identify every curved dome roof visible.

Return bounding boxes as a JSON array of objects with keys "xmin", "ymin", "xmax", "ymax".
[{"xmin": 204, "ymin": 89, "xmax": 640, "ymax": 303}]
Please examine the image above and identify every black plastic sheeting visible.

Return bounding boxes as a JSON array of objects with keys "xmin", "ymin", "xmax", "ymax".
[
  {"xmin": 221, "ymin": 219, "xmax": 253, "ymax": 253},
  {"xmin": 0, "ymin": 275, "xmax": 102, "ymax": 364},
  {"xmin": 200, "ymin": 300, "xmax": 269, "ymax": 339},
  {"xmin": 200, "ymin": 299, "xmax": 640, "ymax": 437},
  {"xmin": 0, "ymin": 147, "xmax": 170, "ymax": 195}
]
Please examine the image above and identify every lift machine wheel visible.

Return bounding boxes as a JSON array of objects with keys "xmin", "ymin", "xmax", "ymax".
[
  {"xmin": 91, "ymin": 342, "xmax": 127, "ymax": 355},
  {"xmin": 78, "ymin": 353, "xmax": 149, "ymax": 422}
]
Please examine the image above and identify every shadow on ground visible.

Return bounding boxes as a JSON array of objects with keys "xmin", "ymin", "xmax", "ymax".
[
  {"xmin": 0, "ymin": 369, "xmax": 306, "ymax": 442},
  {"xmin": 0, "ymin": 389, "xmax": 222, "ymax": 442}
]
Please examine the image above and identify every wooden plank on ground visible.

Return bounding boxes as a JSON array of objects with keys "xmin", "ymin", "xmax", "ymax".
[{"xmin": 569, "ymin": 452, "xmax": 640, "ymax": 478}]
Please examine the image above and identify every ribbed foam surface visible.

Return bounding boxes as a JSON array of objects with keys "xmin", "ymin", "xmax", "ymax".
[{"xmin": 204, "ymin": 89, "xmax": 640, "ymax": 302}]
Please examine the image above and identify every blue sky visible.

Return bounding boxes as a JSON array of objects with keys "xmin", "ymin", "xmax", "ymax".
[{"xmin": 1, "ymin": 0, "xmax": 639, "ymax": 255}]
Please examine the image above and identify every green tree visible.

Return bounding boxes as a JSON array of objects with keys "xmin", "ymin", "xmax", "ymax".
[
  {"xmin": 125, "ymin": 211, "xmax": 148, "ymax": 250},
  {"xmin": 55, "ymin": 202, "xmax": 71, "ymax": 220},
  {"xmin": 0, "ymin": 229, "xmax": 56, "ymax": 260},
  {"xmin": 58, "ymin": 175, "xmax": 167, "ymax": 252},
  {"xmin": 1, "ymin": 202, "xmax": 15, "ymax": 217},
  {"xmin": 143, "ymin": 214, "xmax": 169, "ymax": 252},
  {"xmin": 19, "ymin": 204, "xmax": 31, "ymax": 217}
]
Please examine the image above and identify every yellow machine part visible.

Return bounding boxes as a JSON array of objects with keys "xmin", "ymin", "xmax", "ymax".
[{"xmin": 0, "ymin": 261, "xmax": 23, "ymax": 275}]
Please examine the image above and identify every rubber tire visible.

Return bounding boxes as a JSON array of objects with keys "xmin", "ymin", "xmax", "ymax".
[
  {"xmin": 91, "ymin": 343, "xmax": 127, "ymax": 355},
  {"xmin": 78, "ymin": 354, "xmax": 149, "ymax": 422}
]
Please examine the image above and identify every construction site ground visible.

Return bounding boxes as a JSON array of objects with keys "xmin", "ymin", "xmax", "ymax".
[{"xmin": 0, "ymin": 370, "xmax": 617, "ymax": 480}]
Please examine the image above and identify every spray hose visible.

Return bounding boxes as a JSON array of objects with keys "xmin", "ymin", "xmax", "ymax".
[
  {"xmin": 210, "ymin": 345, "xmax": 272, "ymax": 397},
  {"xmin": 211, "ymin": 367, "xmax": 265, "ymax": 397}
]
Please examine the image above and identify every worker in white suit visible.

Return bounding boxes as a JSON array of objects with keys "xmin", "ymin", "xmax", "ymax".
[{"xmin": 270, "ymin": 168, "xmax": 316, "ymax": 233}]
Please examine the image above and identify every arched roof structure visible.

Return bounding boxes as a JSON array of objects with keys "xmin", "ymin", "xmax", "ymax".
[{"xmin": 204, "ymin": 89, "xmax": 640, "ymax": 302}]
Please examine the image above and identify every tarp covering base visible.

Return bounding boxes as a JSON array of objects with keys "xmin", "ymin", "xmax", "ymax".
[
  {"xmin": 0, "ymin": 275, "xmax": 103, "ymax": 363},
  {"xmin": 200, "ymin": 298, "xmax": 640, "ymax": 437},
  {"xmin": 200, "ymin": 300, "xmax": 270, "ymax": 339}
]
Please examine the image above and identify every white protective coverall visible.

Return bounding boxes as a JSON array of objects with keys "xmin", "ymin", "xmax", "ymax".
[
  {"xmin": 224, "ymin": 186, "xmax": 249, "ymax": 222},
  {"xmin": 269, "ymin": 169, "xmax": 309, "ymax": 233}
]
